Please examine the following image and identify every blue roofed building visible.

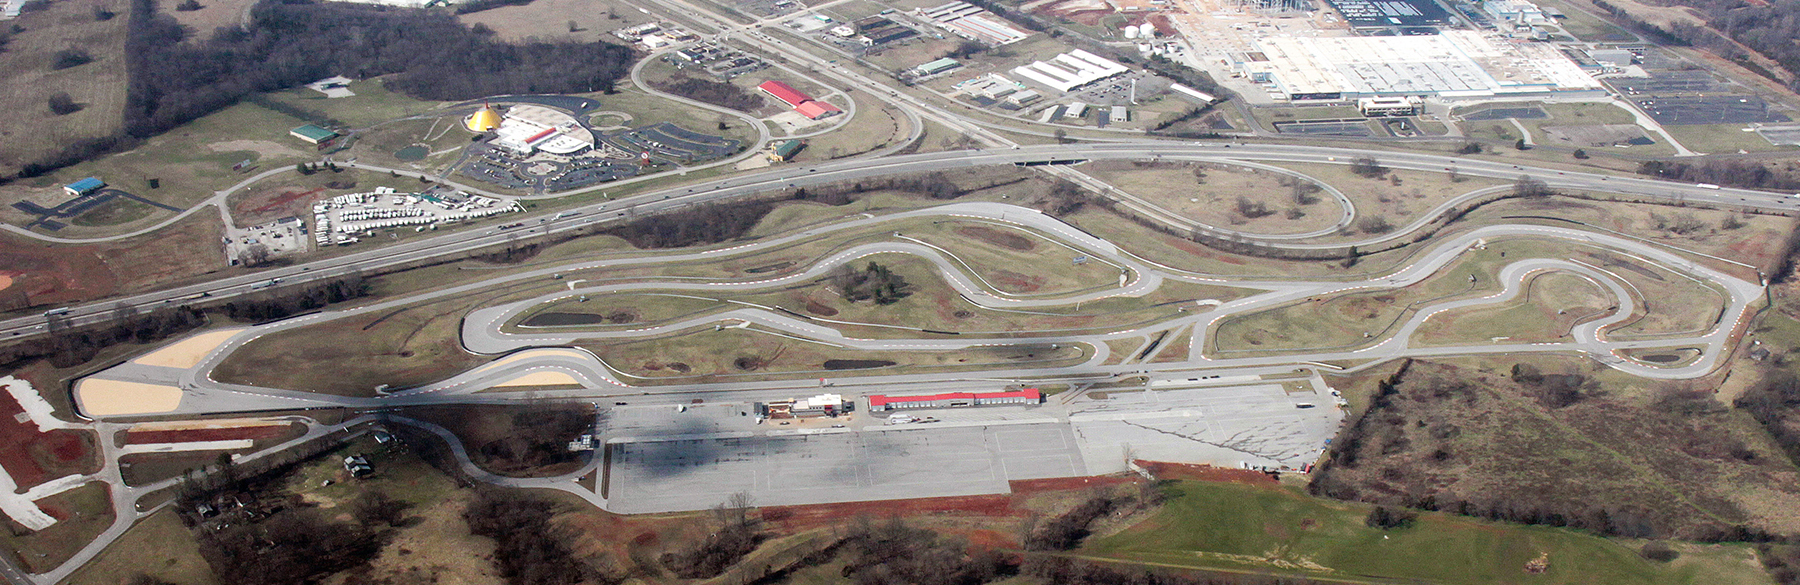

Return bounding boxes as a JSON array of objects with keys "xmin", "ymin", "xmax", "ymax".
[{"xmin": 64, "ymin": 177, "xmax": 105, "ymax": 198}]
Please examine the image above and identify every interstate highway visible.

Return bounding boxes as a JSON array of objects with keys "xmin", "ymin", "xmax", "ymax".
[{"xmin": 4, "ymin": 141, "xmax": 1794, "ymax": 340}]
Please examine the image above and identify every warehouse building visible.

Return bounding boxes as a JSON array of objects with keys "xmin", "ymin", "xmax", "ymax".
[
  {"xmin": 1010, "ymin": 50, "xmax": 1130, "ymax": 93},
  {"xmin": 1240, "ymin": 31, "xmax": 1603, "ymax": 100},
  {"xmin": 866, "ymin": 389, "xmax": 1042, "ymax": 411},
  {"xmin": 918, "ymin": 1, "xmax": 1031, "ymax": 46},
  {"xmin": 758, "ymin": 80, "xmax": 844, "ymax": 120},
  {"xmin": 289, "ymin": 124, "xmax": 339, "ymax": 147},
  {"xmin": 913, "ymin": 57, "xmax": 963, "ymax": 78},
  {"xmin": 63, "ymin": 177, "xmax": 105, "ymax": 198}
]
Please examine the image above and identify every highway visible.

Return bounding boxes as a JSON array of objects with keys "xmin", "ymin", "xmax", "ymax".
[{"xmin": 5, "ymin": 142, "xmax": 1793, "ymax": 342}]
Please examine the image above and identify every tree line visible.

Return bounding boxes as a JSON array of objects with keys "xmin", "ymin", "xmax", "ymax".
[
  {"xmin": 1637, "ymin": 160, "xmax": 1800, "ymax": 192},
  {"xmin": 653, "ymin": 74, "xmax": 764, "ymax": 112},
  {"xmin": 465, "ymin": 489, "xmax": 616, "ymax": 585}
]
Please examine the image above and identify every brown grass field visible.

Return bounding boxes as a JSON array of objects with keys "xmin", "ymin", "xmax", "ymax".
[
  {"xmin": 0, "ymin": 0, "xmax": 130, "ymax": 178},
  {"xmin": 458, "ymin": 0, "xmax": 659, "ymax": 43},
  {"xmin": 1315, "ymin": 356, "xmax": 1800, "ymax": 537},
  {"xmin": 0, "ymin": 211, "xmax": 224, "ymax": 315},
  {"xmin": 1083, "ymin": 160, "xmax": 1346, "ymax": 236}
]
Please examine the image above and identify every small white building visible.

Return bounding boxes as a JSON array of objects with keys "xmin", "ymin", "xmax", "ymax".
[{"xmin": 1357, "ymin": 96, "xmax": 1423, "ymax": 117}]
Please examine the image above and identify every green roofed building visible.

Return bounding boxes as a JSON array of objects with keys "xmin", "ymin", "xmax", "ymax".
[
  {"xmin": 289, "ymin": 124, "xmax": 339, "ymax": 145},
  {"xmin": 913, "ymin": 57, "xmax": 961, "ymax": 77},
  {"xmin": 768, "ymin": 140, "xmax": 804, "ymax": 162}
]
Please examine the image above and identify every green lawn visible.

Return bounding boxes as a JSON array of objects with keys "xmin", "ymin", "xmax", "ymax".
[{"xmin": 1084, "ymin": 481, "xmax": 1770, "ymax": 585}]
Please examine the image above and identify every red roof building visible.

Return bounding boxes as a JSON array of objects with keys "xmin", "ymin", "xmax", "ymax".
[
  {"xmin": 794, "ymin": 100, "xmax": 842, "ymax": 120},
  {"xmin": 868, "ymin": 389, "xmax": 1041, "ymax": 411},
  {"xmin": 758, "ymin": 80, "xmax": 812, "ymax": 108}
]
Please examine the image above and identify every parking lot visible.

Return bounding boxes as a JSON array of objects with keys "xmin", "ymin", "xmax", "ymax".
[
  {"xmin": 225, "ymin": 217, "xmax": 309, "ymax": 264},
  {"xmin": 1629, "ymin": 94, "xmax": 1789, "ymax": 126},
  {"xmin": 600, "ymin": 379, "xmax": 1339, "ymax": 513},
  {"xmin": 605, "ymin": 424, "xmax": 1087, "ymax": 513}
]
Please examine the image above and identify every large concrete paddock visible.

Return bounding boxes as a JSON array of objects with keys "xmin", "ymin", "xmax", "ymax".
[{"xmin": 604, "ymin": 424, "xmax": 1088, "ymax": 513}]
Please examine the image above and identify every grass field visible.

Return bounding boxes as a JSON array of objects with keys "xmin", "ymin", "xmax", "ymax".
[
  {"xmin": 1663, "ymin": 123, "xmax": 1797, "ymax": 155},
  {"xmin": 0, "ymin": 0, "xmax": 131, "ymax": 178},
  {"xmin": 0, "ymin": 102, "xmax": 318, "ymax": 236},
  {"xmin": 258, "ymin": 79, "xmax": 446, "ymax": 129},
  {"xmin": 1265, "ymin": 161, "xmax": 1508, "ymax": 241},
  {"xmin": 1412, "ymin": 270, "xmax": 1613, "ymax": 345},
  {"xmin": 61, "ymin": 509, "xmax": 218, "ymax": 585},
  {"xmin": 1212, "ymin": 240, "xmax": 1556, "ymax": 353},
  {"xmin": 0, "ymin": 482, "xmax": 114, "ymax": 574},
  {"xmin": 1084, "ymin": 480, "xmax": 1771, "ymax": 585},
  {"xmin": 210, "ymin": 293, "xmax": 493, "ymax": 395},
  {"xmin": 458, "ymin": 0, "xmax": 660, "ymax": 43},
  {"xmin": 1532, "ymin": 0, "xmax": 1637, "ymax": 41},
  {"xmin": 790, "ymin": 92, "xmax": 909, "ymax": 162},
  {"xmin": 1084, "ymin": 160, "xmax": 1345, "ymax": 236}
]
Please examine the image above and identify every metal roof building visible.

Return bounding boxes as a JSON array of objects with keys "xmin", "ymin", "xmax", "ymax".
[
  {"xmin": 758, "ymin": 80, "xmax": 812, "ymax": 108},
  {"xmin": 289, "ymin": 124, "xmax": 339, "ymax": 145},
  {"xmin": 63, "ymin": 177, "xmax": 105, "ymax": 197},
  {"xmin": 867, "ymin": 388, "xmax": 1042, "ymax": 411}
]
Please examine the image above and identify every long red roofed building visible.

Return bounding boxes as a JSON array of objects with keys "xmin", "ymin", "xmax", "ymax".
[
  {"xmin": 757, "ymin": 80, "xmax": 843, "ymax": 120},
  {"xmin": 867, "ymin": 388, "xmax": 1041, "ymax": 411}
]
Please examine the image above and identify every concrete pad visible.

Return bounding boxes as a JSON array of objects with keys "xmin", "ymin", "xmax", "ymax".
[
  {"xmin": 75, "ymin": 379, "xmax": 183, "ymax": 417},
  {"xmin": 0, "ymin": 466, "xmax": 54, "ymax": 531},
  {"xmin": 1, "ymin": 375, "xmax": 78, "ymax": 431},
  {"xmin": 605, "ymin": 424, "xmax": 1088, "ymax": 514},
  {"xmin": 129, "ymin": 418, "xmax": 287, "ymax": 432},
  {"xmin": 131, "ymin": 329, "xmax": 245, "ymax": 369},
  {"xmin": 492, "ymin": 370, "xmax": 583, "ymax": 388},
  {"xmin": 121, "ymin": 440, "xmax": 255, "ymax": 454}
]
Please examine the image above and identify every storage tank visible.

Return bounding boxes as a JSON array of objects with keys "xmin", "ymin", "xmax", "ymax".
[
  {"xmin": 1139, "ymin": 23, "xmax": 1157, "ymax": 38},
  {"xmin": 1123, "ymin": 26, "xmax": 1139, "ymax": 39}
]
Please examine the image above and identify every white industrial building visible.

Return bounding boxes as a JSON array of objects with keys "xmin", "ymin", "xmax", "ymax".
[
  {"xmin": 955, "ymin": 73, "xmax": 1028, "ymax": 99},
  {"xmin": 487, "ymin": 104, "xmax": 596, "ymax": 156},
  {"xmin": 918, "ymin": 1, "xmax": 1031, "ymax": 45},
  {"xmin": 1240, "ymin": 31, "xmax": 1603, "ymax": 100},
  {"xmin": 1010, "ymin": 49, "xmax": 1130, "ymax": 93},
  {"xmin": 1483, "ymin": 0, "xmax": 1549, "ymax": 24},
  {"xmin": 1358, "ymin": 96, "xmax": 1423, "ymax": 116}
]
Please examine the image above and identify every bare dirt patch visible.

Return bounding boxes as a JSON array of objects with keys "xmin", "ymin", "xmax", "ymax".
[{"xmin": 0, "ymin": 211, "xmax": 223, "ymax": 313}]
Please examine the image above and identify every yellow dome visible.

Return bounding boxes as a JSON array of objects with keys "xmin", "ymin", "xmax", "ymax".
[{"xmin": 465, "ymin": 106, "xmax": 502, "ymax": 132}]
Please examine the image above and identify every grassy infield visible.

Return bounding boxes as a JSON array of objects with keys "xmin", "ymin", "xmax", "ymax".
[{"xmin": 1085, "ymin": 480, "xmax": 1768, "ymax": 585}]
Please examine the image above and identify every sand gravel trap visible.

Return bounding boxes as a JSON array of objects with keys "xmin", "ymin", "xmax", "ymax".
[
  {"xmin": 75, "ymin": 379, "xmax": 183, "ymax": 417},
  {"xmin": 471, "ymin": 348, "xmax": 594, "ymax": 375},
  {"xmin": 132, "ymin": 329, "xmax": 245, "ymax": 369},
  {"xmin": 492, "ymin": 370, "xmax": 582, "ymax": 388}
]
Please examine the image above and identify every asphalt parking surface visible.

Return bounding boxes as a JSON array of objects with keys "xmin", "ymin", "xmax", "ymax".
[{"xmin": 605, "ymin": 424, "xmax": 1086, "ymax": 513}]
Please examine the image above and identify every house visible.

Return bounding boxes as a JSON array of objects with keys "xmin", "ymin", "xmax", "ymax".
[
  {"xmin": 289, "ymin": 124, "xmax": 339, "ymax": 147},
  {"xmin": 343, "ymin": 455, "xmax": 373, "ymax": 477},
  {"xmin": 63, "ymin": 177, "xmax": 105, "ymax": 198}
]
